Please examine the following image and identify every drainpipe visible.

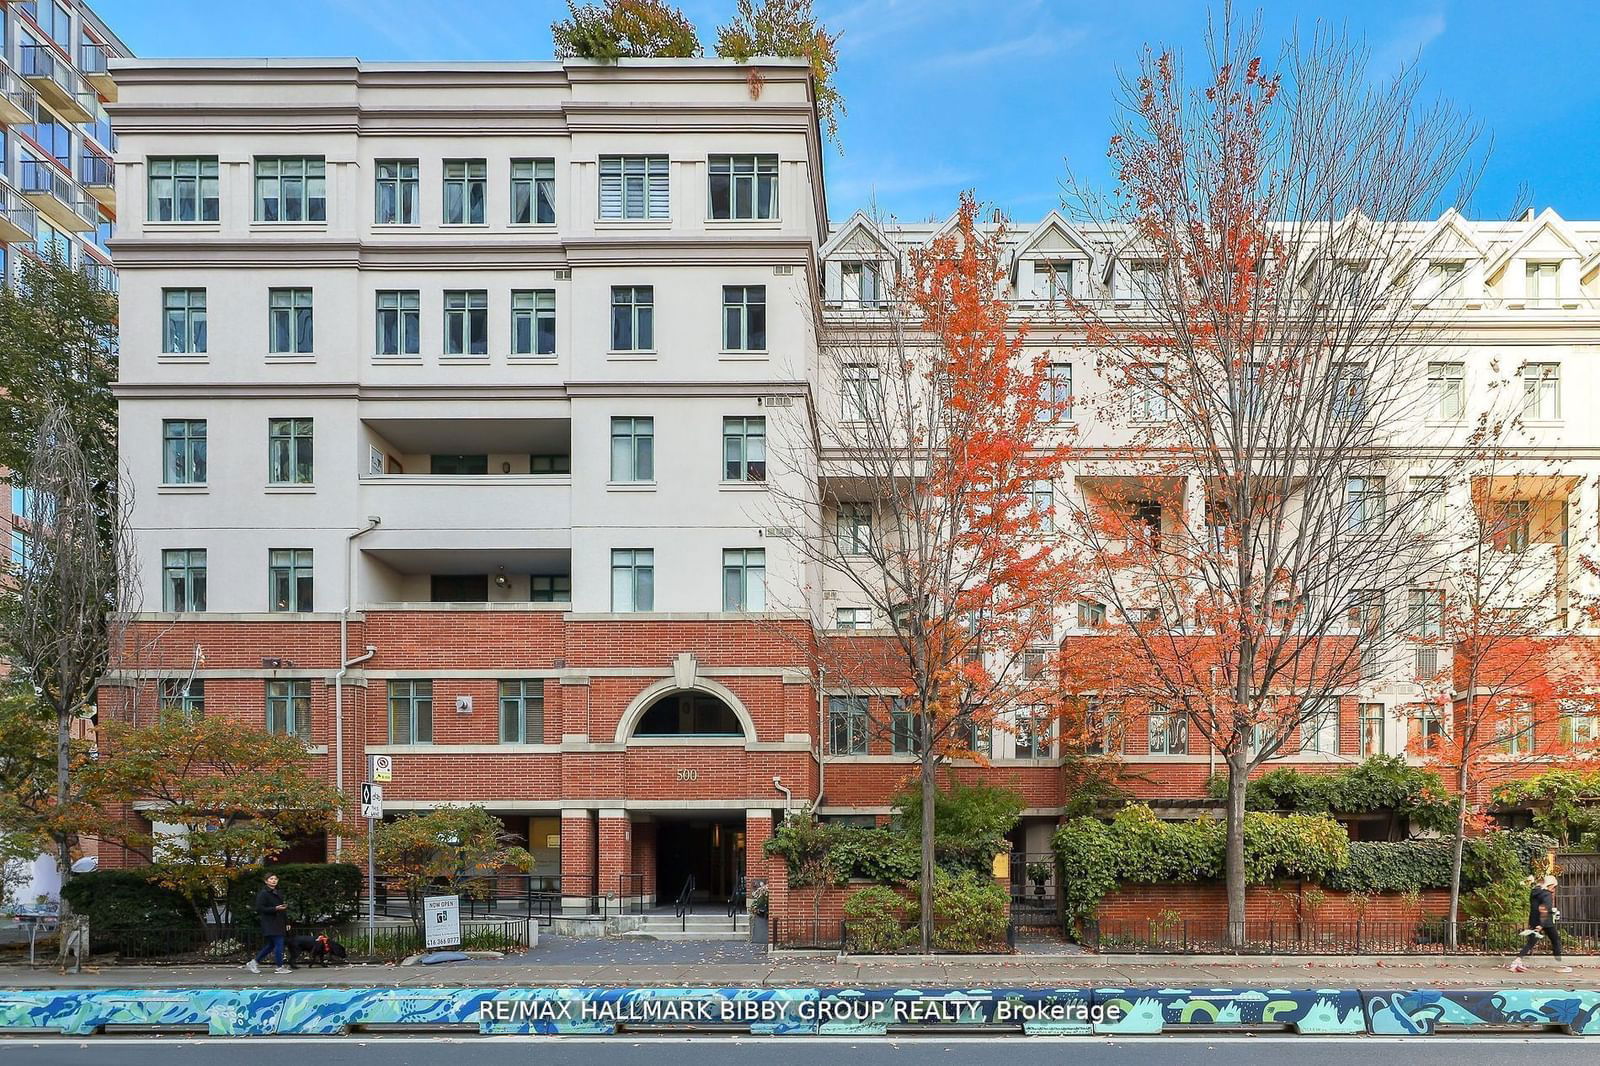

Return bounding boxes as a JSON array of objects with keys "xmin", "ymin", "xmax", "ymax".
[
  {"xmin": 335, "ymin": 517, "xmax": 381, "ymax": 859},
  {"xmin": 814, "ymin": 665, "xmax": 826, "ymax": 812},
  {"xmin": 773, "ymin": 776, "xmax": 792, "ymax": 812}
]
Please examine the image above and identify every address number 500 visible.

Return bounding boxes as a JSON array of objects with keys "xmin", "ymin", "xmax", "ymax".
[{"xmin": 676, "ymin": 769, "xmax": 699, "ymax": 782}]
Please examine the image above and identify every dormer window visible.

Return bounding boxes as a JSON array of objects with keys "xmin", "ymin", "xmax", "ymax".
[
  {"xmin": 1126, "ymin": 260, "xmax": 1163, "ymax": 302},
  {"xmin": 1033, "ymin": 260, "xmax": 1075, "ymax": 301},
  {"xmin": 1429, "ymin": 260, "xmax": 1463, "ymax": 297},
  {"xmin": 1526, "ymin": 261, "xmax": 1559, "ymax": 305},
  {"xmin": 841, "ymin": 260, "xmax": 885, "ymax": 307}
]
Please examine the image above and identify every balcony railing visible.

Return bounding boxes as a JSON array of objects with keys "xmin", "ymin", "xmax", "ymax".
[
  {"xmin": 77, "ymin": 42, "xmax": 117, "ymax": 101},
  {"xmin": 0, "ymin": 57, "xmax": 40, "ymax": 124},
  {"xmin": 19, "ymin": 159, "xmax": 100, "ymax": 232},
  {"xmin": 0, "ymin": 176, "xmax": 40, "ymax": 244},
  {"xmin": 356, "ymin": 474, "xmax": 572, "ymax": 544},
  {"xmin": 18, "ymin": 44, "xmax": 94, "ymax": 122},
  {"xmin": 80, "ymin": 151, "xmax": 115, "ymax": 208}
]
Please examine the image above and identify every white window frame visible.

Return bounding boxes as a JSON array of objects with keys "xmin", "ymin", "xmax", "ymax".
[
  {"xmin": 611, "ymin": 548, "xmax": 655, "ymax": 612},
  {"xmin": 599, "ymin": 155, "xmax": 669, "ymax": 221}
]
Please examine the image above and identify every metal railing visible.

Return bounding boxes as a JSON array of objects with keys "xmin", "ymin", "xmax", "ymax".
[
  {"xmin": 79, "ymin": 150, "xmax": 114, "ymax": 191},
  {"xmin": 769, "ymin": 917, "xmax": 1017, "ymax": 954},
  {"xmin": 673, "ymin": 874, "xmax": 696, "ymax": 930},
  {"xmin": 0, "ymin": 57, "xmax": 40, "ymax": 117},
  {"xmin": 728, "ymin": 875, "xmax": 746, "ymax": 918},
  {"xmin": 18, "ymin": 159, "xmax": 99, "ymax": 230},
  {"xmin": 36, "ymin": 917, "xmax": 533, "ymax": 964},
  {"xmin": 0, "ymin": 177, "xmax": 39, "ymax": 237},
  {"xmin": 18, "ymin": 43, "xmax": 92, "ymax": 108},
  {"xmin": 370, "ymin": 873, "xmax": 563, "ymax": 925},
  {"xmin": 78, "ymin": 42, "xmax": 111, "ymax": 77},
  {"xmin": 1083, "ymin": 917, "xmax": 1600, "ymax": 956},
  {"xmin": 617, "ymin": 872, "xmax": 646, "ymax": 914}
]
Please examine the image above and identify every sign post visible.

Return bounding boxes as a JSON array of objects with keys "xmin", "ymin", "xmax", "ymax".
[{"xmin": 365, "ymin": 755, "xmax": 392, "ymax": 957}]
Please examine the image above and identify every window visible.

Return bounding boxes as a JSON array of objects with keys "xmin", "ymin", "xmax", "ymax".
[
  {"xmin": 269, "ymin": 548, "xmax": 313, "ymax": 612},
  {"xmin": 1410, "ymin": 475, "xmax": 1446, "ymax": 530},
  {"xmin": 268, "ymin": 418, "xmax": 313, "ymax": 484},
  {"xmin": 1345, "ymin": 476, "xmax": 1385, "ymax": 533},
  {"xmin": 1148, "ymin": 706, "xmax": 1188, "ymax": 754},
  {"xmin": 1525, "ymin": 261, "xmax": 1559, "ymax": 304},
  {"xmin": 443, "ymin": 290, "xmax": 488, "ymax": 356},
  {"xmin": 1078, "ymin": 600, "xmax": 1107, "ymax": 628},
  {"xmin": 374, "ymin": 160, "xmax": 418, "ymax": 224},
  {"xmin": 610, "ymin": 417, "xmax": 654, "ymax": 482},
  {"xmin": 1033, "ymin": 260, "xmax": 1075, "ymax": 301},
  {"xmin": 1127, "ymin": 260, "xmax": 1163, "ymax": 301},
  {"xmin": 890, "ymin": 699, "xmax": 922, "ymax": 755},
  {"xmin": 1360, "ymin": 703, "xmax": 1385, "ymax": 755},
  {"xmin": 722, "ymin": 285, "xmax": 767, "ymax": 351},
  {"xmin": 499, "ymin": 679, "xmax": 544, "ymax": 743},
  {"xmin": 510, "ymin": 159, "xmax": 555, "ymax": 224},
  {"xmin": 387, "ymin": 679, "xmax": 433, "ymax": 745},
  {"xmin": 1349, "ymin": 588, "xmax": 1385, "ymax": 677},
  {"xmin": 1132, "ymin": 364, "xmax": 1169, "ymax": 421},
  {"xmin": 530, "ymin": 574, "xmax": 571, "ymax": 603},
  {"xmin": 431, "ymin": 575, "xmax": 487, "ymax": 602},
  {"xmin": 610, "ymin": 286, "xmax": 654, "ymax": 351},
  {"xmin": 1427, "ymin": 361, "xmax": 1464, "ymax": 421},
  {"xmin": 722, "ymin": 548, "xmax": 765, "ymax": 611},
  {"xmin": 148, "ymin": 157, "xmax": 219, "ymax": 222},
  {"xmin": 443, "ymin": 159, "xmax": 487, "ymax": 225},
  {"xmin": 611, "ymin": 548, "xmax": 654, "ymax": 611},
  {"xmin": 709, "ymin": 154, "xmax": 778, "ymax": 220},
  {"xmin": 529, "ymin": 454, "xmax": 570, "ymax": 474},
  {"xmin": 1085, "ymin": 699, "xmax": 1119, "ymax": 755},
  {"xmin": 1408, "ymin": 587, "xmax": 1443, "ymax": 677},
  {"xmin": 835, "ymin": 502, "xmax": 872, "ymax": 555},
  {"xmin": 829, "ymin": 695, "xmax": 868, "ymax": 755},
  {"xmin": 161, "ymin": 549, "xmax": 206, "ymax": 611},
  {"xmin": 376, "ymin": 290, "xmax": 420, "ymax": 356},
  {"xmin": 840, "ymin": 260, "xmax": 884, "ymax": 307},
  {"xmin": 1491, "ymin": 500, "xmax": 1531, "ymax": 553},
  {"xmin": 1429, "ymin": 260, "xmax": 1463, "ymax": 298},
  {"xmin": 1558, "ymin": 700, "xmax": 1599, "ymax": 750},
  {"xmin": 254, "ymin": 157, "xmax": 326, "ymax": 222},
  {"xmin": 511, "ymin": 290, "xmax": 556, "ymax": 356},
  {"xmin": 1332, "ymin": 363, "xmax": 1367, "ymax": 421},
  {"xmin": 1045, "ymin": 362, "xmax": 1072, "ymax": 421},
  {"xmin": 159, "ymin": 678, "xmax": 205, "ymax": 719},
  {"xmin": 722, "ymin": 416, "xmax": 766, "ymax": 482},
  {"xmin": 1497, "ymin": 707, "xmax": 1535, "ymax": 755},
  {"xmin": 1300, "ymin": 699, "xmax": 1339, "ymax": 754},
  {"xmin": 835, "ymin": 606, "xmax": 872, "ymax": 630},
  {"xmin": 430, "ymin": 454, "xmax": 487, "ymax": 475},
  {"xmin": 8, "ymin": 530, "xmax": 25, "ymax": 569},
  {"xmin": 599, "ymin": 155, "xmax": 668, "ymax": 220},
  {"xmin": 265, "ymin": 679, "xmax": 311, "ymax": 739},
  {"xmin": 1028, "ymin": 479, "xmax": 1055, "ymax": 531},
  {"xmin": 1521, "ymin": 363, "xmax": 1560, "ymax": 419},
  {"xmin": 1410, "ymin": 707, "xmax": 1444, "ymax": 751},
  {"xmin": 841, "ymin": 363, "xmax": 881, "ymax": 421},
  {"xmin": 162, "ymin": 289, "xmax": 206, "ymax": 354},
  {"xmin": 162, "ymin": 420, "xmax": 206, "ymax": 485},
  {"xmin": 1014, "ymin": 706, "xmax": 1049, "ymax": 758},
  {"xmin": 268, "ymin": 289, "xmax": 314, "ymax": 354}
]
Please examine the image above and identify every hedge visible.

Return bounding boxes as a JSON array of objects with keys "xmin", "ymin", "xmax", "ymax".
[
  {"xmin": 224, "ymin": 863, "xmax": 363, "ymax": 927},
  {"xmin": 829, "ymin": 828, "xmax": 921, "ymax": 883},
  {"xmin": 1052, "ymin": 803, "xmax": 1554, "ymax": 922},
  {"xmin": 1205, "ymin": 756, "xmax": 1456, "ymax": 832},
  {"xmin": 60, "ymin": 869, "xmax": 202, "ymax": 953}
]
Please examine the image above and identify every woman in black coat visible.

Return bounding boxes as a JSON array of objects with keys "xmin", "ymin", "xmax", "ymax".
[{"xmin": 244, "ymin": 872, "xmax": 290, "ymax": 974}]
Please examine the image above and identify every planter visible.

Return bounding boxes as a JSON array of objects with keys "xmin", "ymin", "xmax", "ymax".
[{"xmin": 749, "ymin": 914, "xmax": 769, "ymax": 946}]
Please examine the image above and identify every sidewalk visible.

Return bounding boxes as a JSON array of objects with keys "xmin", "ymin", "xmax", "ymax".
[{"xmin": 3, "ymin": 947, "xmax": 1596, "ymax": 989}]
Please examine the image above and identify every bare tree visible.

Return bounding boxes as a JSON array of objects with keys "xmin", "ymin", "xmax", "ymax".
[
  {"xmin": 768, "ymin": 195, "xmax": 1080, "ymax": 949},
  {"xmin": 1, "ymin": 405, "xmax": 136, "ymax": 962},
  {"xmin": 1055, "ymin": 13, "xmax": 1485, "ymax": 939}
]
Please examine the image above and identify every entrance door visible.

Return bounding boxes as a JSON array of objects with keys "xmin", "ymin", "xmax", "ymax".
[{"xmin": 656, "ymin": 819, "xmax": 746, "ymax": 902}]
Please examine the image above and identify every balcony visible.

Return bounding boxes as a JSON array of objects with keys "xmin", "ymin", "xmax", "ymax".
[
  {"xmin": 0, "ymin": 58, "xmax": 40, "ymax": 124},
  {"xmin": 78, "ymin": 42, "xmax": 117, "ymax": 102},
  {"xmin": 19, "ymin": 45, "xmax": 94, "ymax": 122},
  {"xmin": 0, "ymin": 177, "xmax": 39, "ymax": 243},
  {"xmin": 19, "ymin": 160, "xmax": 98, "ymax": 232},
  {"xmin": 357, "ymin": 475, "xmax": 572, "ymax": 551},
  {"xmin": 80, "ymin": 151, "xmax": 115, "ymax": 209}
]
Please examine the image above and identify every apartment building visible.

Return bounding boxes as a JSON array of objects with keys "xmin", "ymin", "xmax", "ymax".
[{"xmin": 106, "ymin": 55, "xmax": 1600, "ymax": 904}]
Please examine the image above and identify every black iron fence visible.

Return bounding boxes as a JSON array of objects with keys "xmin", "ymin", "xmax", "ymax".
[
  {"xmin": 372, "ymin": 873, "xmax": 568, "ymax": 924},
  {"xmin": 26, "ymin": 917, "xmax": 534, "ymax": 964},
  {"xmin": 769, "ymin": 917, "xmax": 1016, "ymax": 954},
  {"xmin": 1083, "ymin": 917, "xmax": 1600, "ymax": 956},
  {"xmin": 1009, "ymin": 851, "xmax": 1061, "ymax": 929}
]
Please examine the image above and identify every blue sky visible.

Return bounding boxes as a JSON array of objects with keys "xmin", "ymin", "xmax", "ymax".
[{"xmin": 91, "ymin": 0, "xmax": 1600, "ymax": 223}]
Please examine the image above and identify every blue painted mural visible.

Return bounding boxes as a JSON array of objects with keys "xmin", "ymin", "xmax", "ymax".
[{"xmin": 0, "ymin": 985, "xmax": 1595, "ymax": 1037}]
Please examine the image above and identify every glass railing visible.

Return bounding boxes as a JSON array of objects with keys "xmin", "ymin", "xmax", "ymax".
[
  {"xmin": 80, "ymin": 151, "xmax": 114, "ymax": 189},
  {"xmin": 78, "ymin": 42, "xmax": 111, "ymax": 77}
]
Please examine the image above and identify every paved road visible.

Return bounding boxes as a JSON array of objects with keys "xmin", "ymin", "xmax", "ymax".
[{"xmin": 0, "ymin": 1034, "xmax": 1592, "ymax": 1065}]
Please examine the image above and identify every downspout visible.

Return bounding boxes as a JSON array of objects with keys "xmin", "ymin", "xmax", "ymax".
[
  {"xmin": 773, "ymin": 776, "xmax": 793, "ymax": 812},
  {"xmin": 814, "ymin": 665, "xmax": 826, "ymax": 812},
  {"xmin": 335, "ymin": 516, "xmax": 381, "ymax": 858}
]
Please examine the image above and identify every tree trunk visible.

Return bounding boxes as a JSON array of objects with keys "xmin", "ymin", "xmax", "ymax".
[
  {"xmin": 1447, "ymin": 767, "xmax": 1469, "ymax": 950},
  {"xmin": 54, "ymin": 702, "xmax": 78, "ymax": 971},
  {"xmin": 1224, "ymin": 756, "xmax": 1249, "ymax": 949},
  {"xmin": 920, "ymin": 753, "xmax": 936, "ymax": 953}
]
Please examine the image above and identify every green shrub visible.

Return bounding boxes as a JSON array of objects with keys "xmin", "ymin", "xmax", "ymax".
[
  {"xmin": 894, "ymin": 780, "xmax": 1024, "ymax": 873},
  {"xmin": 930, "ymin": 870, "xmax": 1009, "ymax": 952},
  {"xmin": 1492, "ymin": 770, "xmax": 1600, "ymax": 848},
  {"xmin": 1205, "ymin": 757, "xmax": 1455, "ymax": 832},
  {"xmin": 225, "ymin": 863, "xmax": 362, "ymax": 927},
  {"xmin": 829, "ymin": 828, "xmax": 920, "ymax": 884},
  {"xmin": 843, "ymin": 884, "xmax": 917, "ymax": 953},
  {"xmin": 1323, "ymin": 831, "xmax": 1554, "ymax": 894},
  {"xmin": 60, "ymin": 869, "xmax": 202, "ymax": 952}
]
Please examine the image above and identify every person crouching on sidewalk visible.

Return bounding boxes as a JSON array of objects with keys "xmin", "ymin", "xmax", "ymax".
[
  {"xmin": 1511, "ymin": 875, "xmax": 1572, "ymax": 974},
  {"xmin": 245, "ymin": 872, "xmax": 292, "ymax": 975}
]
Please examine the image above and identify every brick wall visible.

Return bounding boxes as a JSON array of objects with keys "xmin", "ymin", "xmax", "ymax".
[{"xmin": 1097, "ymin": 882, "xmax": 1453, "ymax": 925}]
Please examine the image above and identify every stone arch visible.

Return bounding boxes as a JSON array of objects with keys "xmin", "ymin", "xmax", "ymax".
[{"xmin": 613, "ymin": 676, "xmax": 756, "ymax": 744}]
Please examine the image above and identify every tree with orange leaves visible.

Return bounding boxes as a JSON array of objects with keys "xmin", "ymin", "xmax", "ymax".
[
  {"xmin": 1408, "ymin": 454, "xmax": 1599, "ymax": 947},
  {"xmin": 769, "ymin": 194, "xmax": 1080, "ymax": 950},
  {"xmin": 1055, "ymin": 14, "xmax": 1483, "ymax": 943}
]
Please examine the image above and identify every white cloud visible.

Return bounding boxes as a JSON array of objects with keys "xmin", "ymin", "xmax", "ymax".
[
  {"xmin": 1372, "ymin": 8, "xmax": 1447, "ymax": 75},
  {"xmin": 915, "ymin": 28, "xmax": 1086, "ymax": 73}
]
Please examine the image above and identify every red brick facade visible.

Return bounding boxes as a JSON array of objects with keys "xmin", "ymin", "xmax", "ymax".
[{"xmin": 1096, "ymin": 882, "xmax": 1452, "ymax": 926}]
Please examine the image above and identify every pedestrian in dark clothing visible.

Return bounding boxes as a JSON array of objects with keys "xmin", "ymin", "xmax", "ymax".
[
  {"xmin": 1511, "ymin": 875, "xmax": 1572, "ymax": 973},
  {"xmin": 245, "ymin": 873, "xmax": 291, "ymax": 974}
]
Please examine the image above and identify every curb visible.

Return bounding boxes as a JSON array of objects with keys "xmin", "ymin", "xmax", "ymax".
[{"xmin": 1, "ymin": 984, "xmax": 1597, "ymax": 1037}]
